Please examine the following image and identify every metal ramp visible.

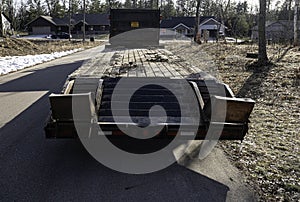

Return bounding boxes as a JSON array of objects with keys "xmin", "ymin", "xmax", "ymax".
[{"xmin": 45, "ymin": 77, "xmax": 255, "ymax": 140}]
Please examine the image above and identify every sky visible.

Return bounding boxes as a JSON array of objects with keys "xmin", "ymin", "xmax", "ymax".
[
  {"xmin": 12, "ymin": 0, "xmax": 260, "ymax": 8},
  {"xmin": 12, "ymin": 0, "xmax": 285, "ymax": 11}
]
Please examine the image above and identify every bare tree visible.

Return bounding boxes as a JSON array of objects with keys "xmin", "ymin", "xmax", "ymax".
[
  {"xmin": 294, "ymin": 0, "xmax": 299, "ymax": 46},
  {"xmin": 258, "ymin": 0, "xmax": 269, "ymax": 65},
  {"xmin": 132, "ymin": 0, "xmax": 137, "ymax": 8}
]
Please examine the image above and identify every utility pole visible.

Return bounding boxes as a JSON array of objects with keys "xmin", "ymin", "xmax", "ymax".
[
  {"xmin": 83, "ymin": 0, "xmax": 86, "ymax": 42},
  {"xmin": 68, "ymin": 0, "xmax": 72, "ymax": 41},
  {"xmin": 294, "ymin": 0, "xmax": 299, "ymax": 46}
]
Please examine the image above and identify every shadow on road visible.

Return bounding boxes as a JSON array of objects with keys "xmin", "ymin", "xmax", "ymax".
[
  {"xmin": 0, "ymin": 61, "xmax": 84, "ymax": 93},
  {"xmin": 0, "ymin": 60, "xmax": 230, "ymax": 201}
]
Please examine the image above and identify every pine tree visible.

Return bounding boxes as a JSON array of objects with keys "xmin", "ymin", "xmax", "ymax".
[
  {"xmin": 161, "ymin": 0, "xmax": 176, "ymax": 18},
  {"xmin": 123, "ymin": 0, "xmax": 132, "ymax": 8},
  {"xmin": 27, "ymin": 0, "xmax": 46, "ymax": 22},
  {"xmin": 176, "ymin": 0, "xmax": 187, "ymax": 16},
  {"xmin": 88, "ymin": 0, "xmax": 102, "ymax": 13}
]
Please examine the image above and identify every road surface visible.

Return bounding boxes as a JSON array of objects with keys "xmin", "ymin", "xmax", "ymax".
[{"xmin": 0, "ymin": 45, "xmax": 256, "ymax": 201}]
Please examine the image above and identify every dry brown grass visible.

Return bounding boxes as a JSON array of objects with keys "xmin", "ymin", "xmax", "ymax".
[
  {"xmin": 166, "ymin": 42, "xmax": 299, "ymax": 201},
  {"xmin": 0, "ymin": 38, "xmax": 103, "ymax": 57}
]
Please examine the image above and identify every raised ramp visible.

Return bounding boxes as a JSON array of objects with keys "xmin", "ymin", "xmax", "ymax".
[{"xmin": 45, "ymin": 77, "xmax": 255, "ymax": 141}]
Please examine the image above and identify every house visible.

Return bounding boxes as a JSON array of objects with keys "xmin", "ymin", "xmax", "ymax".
[
  {"xmin": 199, "ymin": 18, "xmax": 227, "ymax": 38},
  {"xmin": 63, "ymin": 14, "xmax": 110, "ymax": 35},
  {"xmin": 251, "ymin": 20, "xmax": 300, "ymax": 43},
  {"xmin": 27, "ymin": 14, "xmax": 110, "ymax": 36},
  {"xmin": 160, "ymin": 17, "xmax": 200, "ymax": 37},
  {"xmin": 160, "ymin": 16, "xmax": 226, "ymax": 39},
  {"xmin": 1, "ymin": 13, "xmax": 13, "ymax": 36}
]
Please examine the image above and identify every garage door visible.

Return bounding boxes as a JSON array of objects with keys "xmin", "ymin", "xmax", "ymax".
[{"xmin": 32, "ymin": 26, "xmax": 51, "ymax": 34}]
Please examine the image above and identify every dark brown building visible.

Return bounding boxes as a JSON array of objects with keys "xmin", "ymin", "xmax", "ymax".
[{"xmin": 27, "ymin": 14, "xmax": 110, "ymax": 35}]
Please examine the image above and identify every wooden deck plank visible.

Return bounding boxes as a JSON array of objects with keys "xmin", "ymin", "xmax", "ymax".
[
  {"xmin": 156, "ymin": 49, "xmax": 190, "ymax": 78},
  {"xmin": 145, "ymin": 49, "xmax": 166, "ymax": 77},
  {"xmin": 134, "ymin": 49, "xmax": 147, "ymax": 77},
  {"xmin": 116, "ymin": 50, "xmax": 128, "ymax": 77},
  {"xmin": 69, "ymin": 48, "xmax": 208, "ymax": 80},
  {"xmin": 140, "ymin": 49, "xmax": 156, "ymax": 77},
  {"xmin": 152, "ymin": 49, "xmax": 183, "ymax": 78}
]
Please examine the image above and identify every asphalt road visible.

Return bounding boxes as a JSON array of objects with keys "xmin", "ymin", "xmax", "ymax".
[{"xmin": 0, "ymin": 45, "xmax": 256, "ymax": 201}]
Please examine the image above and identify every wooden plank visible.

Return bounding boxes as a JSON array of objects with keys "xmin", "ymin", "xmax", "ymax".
[
  {"xmin": 154, "ymin": 60, "xmax": 173, "ymax": 77},
  {"xmin": 156, "ymin": 50, "xmax": 191, "ymax": 77},
  {"xmin": 116, "ymin": 50, "xmax": 128, "ymax": 77},
  {"xmin": 128, "ymin": 49, "xmax": 136, "ymax": 65},
  {"xmin": 204, "ymin": 96, "xmax": 255, "ymax": 123},
  {"xmin": 157, "ymin": 53, "xmax": 183, "ymax": 78},
  {"xmin": 92, "ymin": 52, "xmax": 115, "ymax": 77},
  {"xmin": 64, "ymin": 80, "xmax": 75, "ymax": 95},
  {"xmin": 140, "ymin": 49, "xmax": 156, "ymax": 77},
  {"xmin": 144, "ymin": 49, "xmax": 165, "ymax": 77},
  {"xmin": 133, "ymin": 49, "xmax": 147, "ymax": 77}
]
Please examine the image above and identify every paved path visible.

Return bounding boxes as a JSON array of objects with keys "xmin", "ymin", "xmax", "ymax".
[{"xmin": 0, "ymin": 45, "xmax": 256, "ymax": 201}]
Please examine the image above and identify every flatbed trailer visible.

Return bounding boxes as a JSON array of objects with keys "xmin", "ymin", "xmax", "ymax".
[{"xmin": 45, "ymin": 48, "xmax": 255, "ymax": 141}]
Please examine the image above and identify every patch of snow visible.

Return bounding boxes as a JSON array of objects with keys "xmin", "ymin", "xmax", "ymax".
[
  {"xmin": 22, "ymin": 35, "xmax": 49, "ymax": 39},
  {"xmin": 0, "ymin": 49, "xmax": 82, "ymax": 75},
  {"xmin": 225, "ymin": 37, "xmax": 244, "ymax": 43}
]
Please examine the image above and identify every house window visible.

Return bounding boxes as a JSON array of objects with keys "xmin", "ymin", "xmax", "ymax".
[{"xmin": 58, "ymin": 26, "xmax": 61, "ymax": 31}]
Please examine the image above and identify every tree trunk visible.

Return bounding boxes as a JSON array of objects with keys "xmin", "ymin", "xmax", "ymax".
[
  {"xmin": 194, "ymin": 0, "xmax": 201, "ymax": 43},
  {"xmin": 133, "ymin": 0, "xmax": 137, "ymax": 8},
  {"xmin": 294, "ymin": 0, "xmax": 299, "ymax": 46},
  {"xmin": 0, "ymin": 1, "xmax": 3, "ymax": 37},
  {"xmin": 258, "ymin": 0, "xmax": 268, "ymax": 65}
]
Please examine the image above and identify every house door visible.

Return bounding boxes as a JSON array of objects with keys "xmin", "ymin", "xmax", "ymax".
[
  {"xmin": 32, "ymin": 26, "xmax": 51, "ymax": 34},
  {"xmin": 208, "ymin": 30, "xmax": 217, "ymax": 38}
]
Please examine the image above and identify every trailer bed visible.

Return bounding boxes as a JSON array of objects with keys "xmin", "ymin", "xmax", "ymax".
[
  {"xmin": 45, "ymin": 48, "xmax": 255, "ymax": 141},
  {"xmin": 68, "ymin": 48, "xmax": 214, "ymax": 79}
]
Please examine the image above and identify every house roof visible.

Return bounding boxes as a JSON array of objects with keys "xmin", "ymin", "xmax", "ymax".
[
  {"xmin": 200, "ymin": 18, "xmax": 222, "ymax": 27},
  {"xmin": 27, "ymin": 13, "xmax": 110, "ymax": 27},
  {"xmin": 160, "ymin": 16, "xmax": 215, "ymax": 29},
  {"xmin": 173, "ymin": 23, "xmax": 192, "ymax": 30},
  {"xmin": 61, "ymin": 13, "xmax": 110, "ymax": 26}
]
